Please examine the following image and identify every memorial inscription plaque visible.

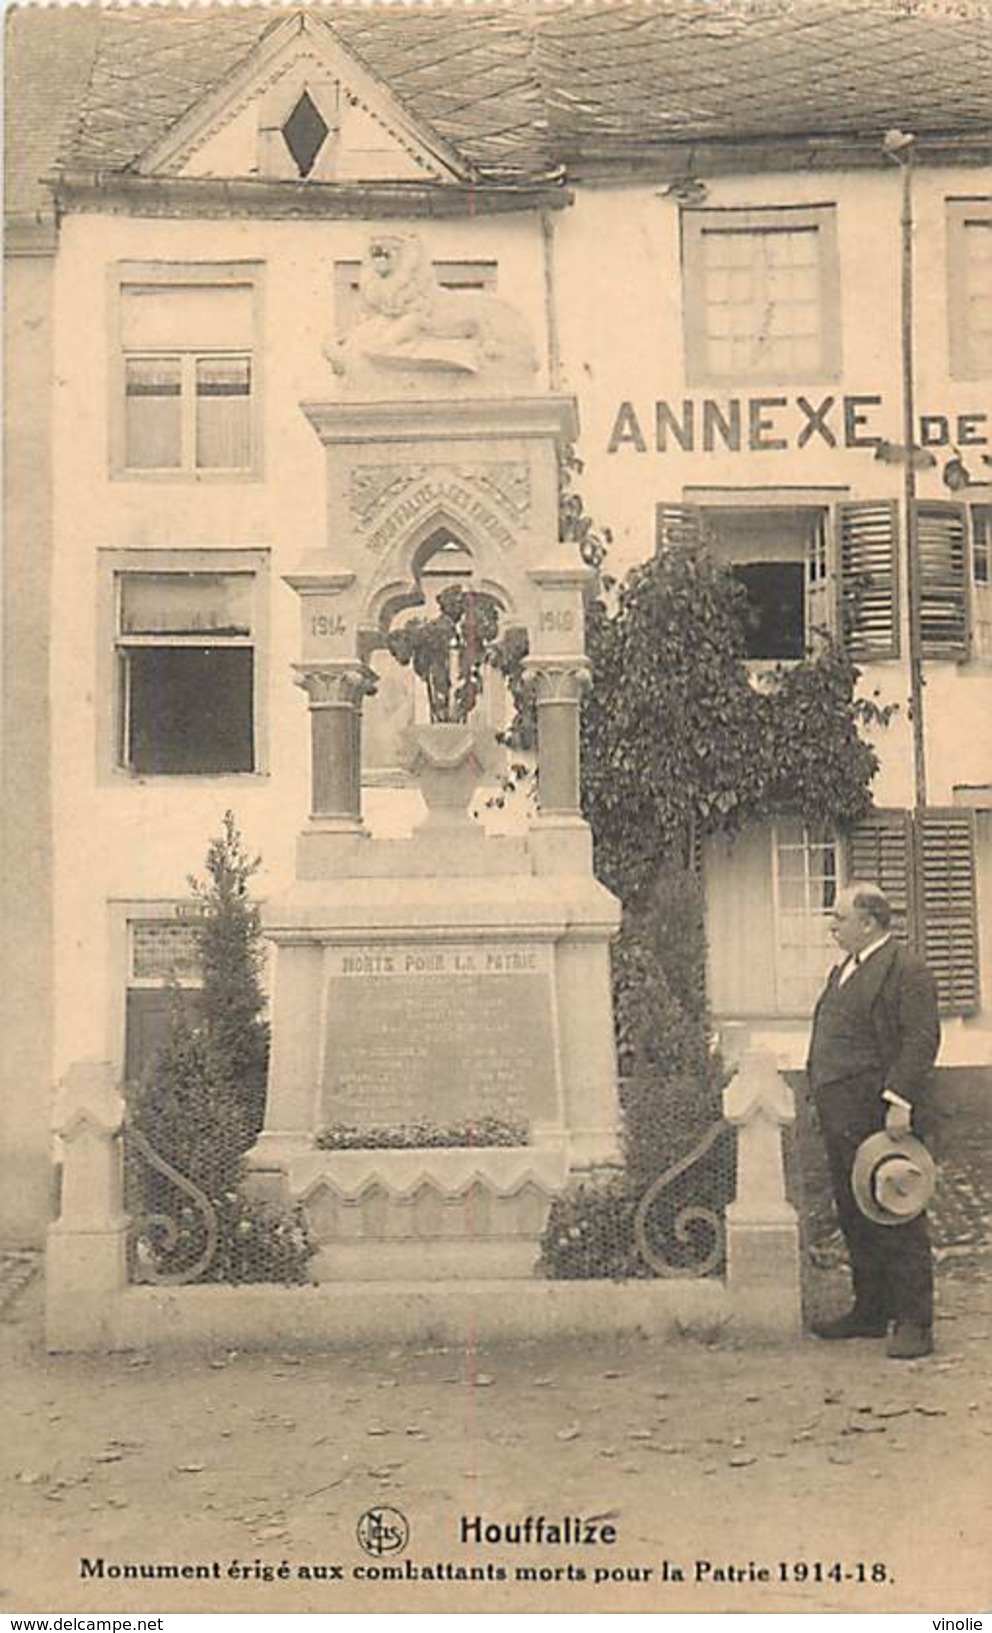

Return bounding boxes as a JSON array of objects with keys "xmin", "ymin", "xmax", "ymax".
[{"xmin": 320, "ymin": 941, "xmax": 560, "ymax": 1131}]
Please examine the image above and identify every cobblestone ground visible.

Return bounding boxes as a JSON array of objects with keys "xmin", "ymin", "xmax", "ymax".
[{"xmin": 2, "ymin": 1081, "xmax": 988, "ymax": 1617}]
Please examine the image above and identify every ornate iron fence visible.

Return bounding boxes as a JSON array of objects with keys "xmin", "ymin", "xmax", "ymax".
[
  {"xmin": 125, "ymin": 1123, "xmax": 219, "ymax": 1285},
  {"xmin": 632, "ymin": 1118, "xmax": 734, "ymax": 1278}
]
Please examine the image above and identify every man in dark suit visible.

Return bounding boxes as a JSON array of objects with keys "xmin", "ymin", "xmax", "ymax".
[{"xmin": 807, "ymin": 881, "xmax": 940, "ymax": 1359}]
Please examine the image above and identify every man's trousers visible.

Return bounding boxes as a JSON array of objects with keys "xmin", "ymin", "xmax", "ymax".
[{"xmin": 813, "ymin": 1073, "xmax": 933, "ymax": 1328}]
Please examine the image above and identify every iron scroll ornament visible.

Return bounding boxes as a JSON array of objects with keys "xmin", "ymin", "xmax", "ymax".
[
  {"xmin": 632, "ymin": 1119, "xmax": 729, "ymax": 1278},
  {"xmin": 126, "ymin": 1122, "xmax": 219, "ymax": 1286}
]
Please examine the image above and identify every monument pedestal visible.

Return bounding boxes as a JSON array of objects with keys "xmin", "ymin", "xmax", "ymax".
[
  {"xmin": 249, "ymin": 826, "xmax": 621, "ymax": 1281},
  {"xmin": 251, "ymin": 240, "xmax": 624, "ymax": 1282}
]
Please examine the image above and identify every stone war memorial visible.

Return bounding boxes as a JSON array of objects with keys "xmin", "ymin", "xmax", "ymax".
[
  {"xmin": 46, "ymin": 232, "xmax": 801, "ymax": 1349},
  {"xmin": 247, "ymin": 230, "xmax": 624, "ymax": 1281}
]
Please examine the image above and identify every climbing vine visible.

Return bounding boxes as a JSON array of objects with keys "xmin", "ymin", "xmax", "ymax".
[
  {"xmin": 499, "ymin": 451, "xmax": 894, "ymax": 907},
  {"xmin": 529, "ymin": 459, "xmax": 895, "ymax": 1276}
]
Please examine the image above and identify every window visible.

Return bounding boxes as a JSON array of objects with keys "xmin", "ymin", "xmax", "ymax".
[
  {"xmin": 773, "ymin": 819, "xmax": 839, "ymax": 1012},
  {"xmin": 658, "ymin": 498, "xmax": 905, "ymax": 663},
  {"xmin": 123, "ymin": 910, "xmax": 204, "ymax": 1085},
  {"xmin": 657, "ymin": 502, "xmax": 833, "ymax": 660},
  {"xmin": 282, "ymin": 90, "xmax": 331, "ymax": 178},
  {"xmin": 333, "ymin": 260, "xmax": 497, "ymax": 335},
  {"xmin": 948, "ymin": 199, "xmax": 992, "ymax": 379},
  {"xmin": 257, "ymin": 67, "xmax": 341, "ymax": 182},
  {"xmin": 113, "ymin": 265, "xmax": 261, "ymax": 476},
  {"xmin": 683, "ymin": 206, "xmax": 841, "ymax": 385},
  {"xmin": 712, "ymin": 508, "xmax": 827, "ymax": 661},
  {"xmin": 103, "ymin": 550, "xmax": 268, "ymax": 778},
  {"xmin": 848, "ymin": 810, "xmax": 981, "ymax": 1014}
]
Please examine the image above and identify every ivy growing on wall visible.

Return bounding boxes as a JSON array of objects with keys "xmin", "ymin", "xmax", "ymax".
[
  {"xmin": 504, "ymin": 450, "xmax": 893, "ymax": 908},
  {"xmin": 537, "ymin": 455, "xmax": 895, "ymax": 1277},
  {"xmin": 580, "ymin": 531, "xmax": 893, "ymax": 908}
]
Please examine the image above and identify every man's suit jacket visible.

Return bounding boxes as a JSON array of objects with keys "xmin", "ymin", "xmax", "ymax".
[{"xmin": 807, "ymin": 939, "xmax": 941, "ymax": 1108}]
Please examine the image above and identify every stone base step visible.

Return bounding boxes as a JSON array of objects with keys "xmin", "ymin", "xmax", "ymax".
[
  {"xmin": 313, "ymin": 1239, "xmax": 541, "ymax": 1281},
  {"xmin": 62, "ymin": 1276, "xmax": 759, "ymax": 1354}
]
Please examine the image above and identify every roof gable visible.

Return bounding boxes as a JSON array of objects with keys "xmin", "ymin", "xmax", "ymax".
[{"xmin": 135, "ymin": 13, "xmax": 472, "ymax": 184}]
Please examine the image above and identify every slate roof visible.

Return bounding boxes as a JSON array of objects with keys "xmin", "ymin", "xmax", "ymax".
[
  {"xmin": 5, "ymin": 0, "xmax": 992, "ymax": 210},
  {"xmin": 537, "ymin": 0, "xmax": 992, "ymax": 167},
  {"xmin": 4, "ymin": 5, "xmax": 102, "ymax": 220}
]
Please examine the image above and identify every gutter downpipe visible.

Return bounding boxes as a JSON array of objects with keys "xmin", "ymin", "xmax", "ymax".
[{"xmin": 897, "ymin": 140, "xmax": 928, "ymax": 809}]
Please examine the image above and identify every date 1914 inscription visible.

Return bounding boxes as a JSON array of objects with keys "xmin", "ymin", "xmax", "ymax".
[{"xmin": 322, "ymin": 943, "xmax": 559, "ymax": 1130}]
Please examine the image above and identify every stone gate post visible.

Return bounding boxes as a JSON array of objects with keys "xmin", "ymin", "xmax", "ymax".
[
  {"xmin": 46, "ymin": 1061, "xmax": 128, "ymax": 1350},
  {"xmin": 724, "ymin": 1048, "xmax": 802, "ymax": 1338}
]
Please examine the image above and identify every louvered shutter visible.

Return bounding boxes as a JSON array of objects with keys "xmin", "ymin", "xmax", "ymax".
[
  {"xmin": 847, "ymin": 809, "xmax": 980, "ymax": 1014},
  {"xmin": 915, "ymin": 502, "xmax": 969, "ymax": 658},
  {"xmin": 838, "ymin": 500, "xmax": 900, "ymax": 660},
  {"xmin": 655, "ymin": 503, "xmax": 706, "ymax": 556},
  {"xmin": 846, "ymin": 811, "xmax": 913, "ymax": 943},
  {"xmin": 916, "ymin": 810, "xmax": 980, "ymax": 1013}
]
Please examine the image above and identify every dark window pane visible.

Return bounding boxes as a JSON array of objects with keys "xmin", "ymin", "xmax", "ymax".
[
  {"xmin": 282, "ymin": 90, "xmax": 329, "ymax": 177},
  {"xmin": 125, "ymin": 987, "xmax": 203, "ymax": 1085},
  {"xmin": 127, "ymin": 646, "xmax": 254, "ymax": 774},
  {"xmin": 731, "ymin": 561, "xmax": 805, "ymax": 659}
]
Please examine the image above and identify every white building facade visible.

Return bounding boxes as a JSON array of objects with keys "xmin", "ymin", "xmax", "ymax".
[{"xmin": 4, "ymin": 2, "xmax": 991, "ymax": 1241}]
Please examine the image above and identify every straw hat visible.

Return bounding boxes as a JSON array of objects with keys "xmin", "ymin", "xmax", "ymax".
[{"xmin": 851, "ymin": 1131, "xmax": 936, "ymax": 1226}]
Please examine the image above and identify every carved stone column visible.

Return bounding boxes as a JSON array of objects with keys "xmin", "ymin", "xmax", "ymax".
[
  {"xmin": 293, "ymin": 661, "xmax": 374, "ymax": 831},
  {"xmin": 522, "ymin": 658, "xmax": 591, "ymax": 817}
]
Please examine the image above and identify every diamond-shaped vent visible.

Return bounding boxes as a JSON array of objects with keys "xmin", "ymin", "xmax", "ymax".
[{"xmin": 282, "ymin": 91, "xmax": 329, "ymax": 179}]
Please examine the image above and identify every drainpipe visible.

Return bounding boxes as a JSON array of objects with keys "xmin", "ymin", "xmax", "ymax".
[
  {"xmin": 541, "ymin": 209, "xmax": 562, "ymax": 393},
  {"xmin": 888, "ymin": 132, "xmax": 928, "ymax": 808}
]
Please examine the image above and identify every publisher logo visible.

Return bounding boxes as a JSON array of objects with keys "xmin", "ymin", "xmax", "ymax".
[{"xmin": 357, "ymin": 1505, "xmax": 410, "ymax": 1558}]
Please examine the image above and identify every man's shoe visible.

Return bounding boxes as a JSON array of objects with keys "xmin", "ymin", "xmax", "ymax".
[
  {"xmin": 886, "ymin": 1321, "xmax": 934, "ymax": 1359},
  {"xmin": 811, "ymin": 1310, "xmax": 889, "ymax": 1340}
]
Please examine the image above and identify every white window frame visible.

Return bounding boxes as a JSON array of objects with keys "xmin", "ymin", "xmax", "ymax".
[
  {"xmin": 969, "ymin": 499, "xmax": 992, "ymax": 660},
  {"xmin": 97, "ymin": 548, "xmax": 270, "ymax": 782},
  {"xmin": 682, "ymin": 205, "xmax": 842, "ymax": 387},
  {"xmin": 771, "ymin": 818, "xmax": 841, "ymax": 1015},
  {"xmin": 106, "ymin": 899, "xmax": 204, "ymax": 1085},
  {"xmin": 109, "ymin": 261, "xmax": 264, "ymax": 481},
  {"xmin": 683, "ymin": 487, "xmax": 849, "ymax": 664},
  {"xmin": 947, "ymin": 198, "xmax": 992, "ymax": 381}
]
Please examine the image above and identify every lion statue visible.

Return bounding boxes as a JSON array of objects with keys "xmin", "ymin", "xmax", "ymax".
[{"xmin": 330, "ymin": 233, "xmax": 538, "ymax": 384}]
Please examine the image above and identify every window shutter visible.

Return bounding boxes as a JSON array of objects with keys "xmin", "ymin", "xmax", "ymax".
[
  {"xmin": 656, "ymin": 503, "xmax": 705, "ymax": 556},
  {"xmin": 848, "ymin": 808, "xmax": 980, "ymax": 1014},
  {"xmin": 838, "ymin": 500, "xmax": 900, "ymax": 660},
  {"xmin": 846, "ymin": 810, "xmax": 914, "ymax": 943},
  {"xmin": 915, "ymin": 502, "xmax": 969, "ymax": 658},
  {"xmin": 916, "ymin": 810, "xmax": 980, "ymax": 1014}
]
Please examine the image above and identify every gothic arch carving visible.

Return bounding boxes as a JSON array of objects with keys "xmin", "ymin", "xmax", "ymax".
[{"xmin": 361, "ymin": 506, "xmax": 528, "ymax": 640}]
